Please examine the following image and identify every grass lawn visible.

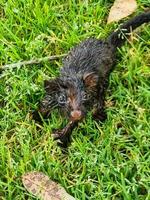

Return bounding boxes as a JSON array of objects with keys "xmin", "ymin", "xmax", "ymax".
[{"xmin": 0, "ymin": 0, "xmax": 150, "ymax": 199}]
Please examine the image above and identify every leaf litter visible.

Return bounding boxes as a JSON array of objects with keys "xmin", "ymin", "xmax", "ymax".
[
  {"xmin": 107, "ymin": 0, "xmax": 138, "ymax": 23},
  {"xmin": 22, "ymin": 172, "xmax": 75, "ymax": 200}
]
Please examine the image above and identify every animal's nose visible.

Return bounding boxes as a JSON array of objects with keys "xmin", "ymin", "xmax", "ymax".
[{"xmin": 71, "ymin": 110, "xmax": 82, "ymax": 121}]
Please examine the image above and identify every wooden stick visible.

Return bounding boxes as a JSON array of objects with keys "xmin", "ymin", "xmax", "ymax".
[{"xmin": 0, "ymin": 53, "xmax": 67, "ymax": 70}]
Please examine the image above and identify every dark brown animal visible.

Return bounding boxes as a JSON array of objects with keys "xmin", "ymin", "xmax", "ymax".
[{"xmin": 34, "ymin": 11, "xmax": 150, "ymax": 147}]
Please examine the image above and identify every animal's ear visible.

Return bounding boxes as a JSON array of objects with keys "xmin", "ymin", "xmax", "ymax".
[
  {"xmin": 44, "ymin": 79, "xmax": 60, "ymax": 93},
  {"xmin": 83, "ymin": 72, "xmax": 99, "ymax": 88}
]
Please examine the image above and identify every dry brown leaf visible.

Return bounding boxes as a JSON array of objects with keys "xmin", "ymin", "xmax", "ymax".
[
  {"xmin": 107, "ymin": 0, "xmax": 138, "ymax": 23},
  {"xmin": 22, "ymin": 172, "xmax": 75, "ymax": 200}
]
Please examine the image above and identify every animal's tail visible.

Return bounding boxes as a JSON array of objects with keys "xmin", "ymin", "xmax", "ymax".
[{"xmin": 108, "ymin": 11, "xmax": 150, "ymax": 48}]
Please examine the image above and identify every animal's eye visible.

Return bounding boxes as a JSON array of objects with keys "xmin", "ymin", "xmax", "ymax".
[
  {"xmin": 81, "ymin": 91, "xmax": 89, "ymax": 101},
  {"xmin": 58, "ymin": 94, "xmax": 67, "ymax": 105}
]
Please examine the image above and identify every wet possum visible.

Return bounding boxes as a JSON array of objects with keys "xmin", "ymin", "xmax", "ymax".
[{"xmin": 34, "ymin": 11, "xmax": 150, "ymax": 147}]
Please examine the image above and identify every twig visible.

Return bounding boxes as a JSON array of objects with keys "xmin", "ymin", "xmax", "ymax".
[{"xmin": 0, "ymin": 53, "xmax": 67, "ymax": 70}]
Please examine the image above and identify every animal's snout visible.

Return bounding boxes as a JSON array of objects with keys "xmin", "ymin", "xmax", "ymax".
[{"xmin": 71, "ymin": 110, "xmax": 82, "ymax": 121}]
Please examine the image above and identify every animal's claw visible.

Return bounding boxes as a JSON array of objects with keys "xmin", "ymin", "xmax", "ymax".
[
  {"xmin": 51, "ymin": 121, "xmax": 76, "ymax": 147},
  {"xmin": 51, "ymin": 133, "xmax": 59, "ymax": 140},
  {"xmin": 52, "ymin": 129, "xmax": 70, "ymax": 148},
  {"xmin": 52, "ymin": 130, "xmax": 62, "ymax": 140}
]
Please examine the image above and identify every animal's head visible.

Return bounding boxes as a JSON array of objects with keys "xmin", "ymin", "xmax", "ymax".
[{"xmin": 39, "ymin": 72, "xmax": 98, "ymax": 121}]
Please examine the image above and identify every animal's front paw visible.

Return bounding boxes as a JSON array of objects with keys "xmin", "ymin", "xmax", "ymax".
[
  {"xmin": 52, "ymin": 129, "xmax": 71, "ymax": 148},
  {"xmin": 52, "ymin": 129, "xmax": 66, "ymax": 141}
]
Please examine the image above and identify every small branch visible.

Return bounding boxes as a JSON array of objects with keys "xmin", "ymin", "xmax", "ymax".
[{"xmin": 0, "ymin": 53, "xmax": 67, "ymax": 70}]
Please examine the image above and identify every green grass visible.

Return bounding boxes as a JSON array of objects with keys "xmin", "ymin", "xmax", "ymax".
[{"xmin": 0, "ymin": 0, "xmax": 150, "ymax": 199}]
